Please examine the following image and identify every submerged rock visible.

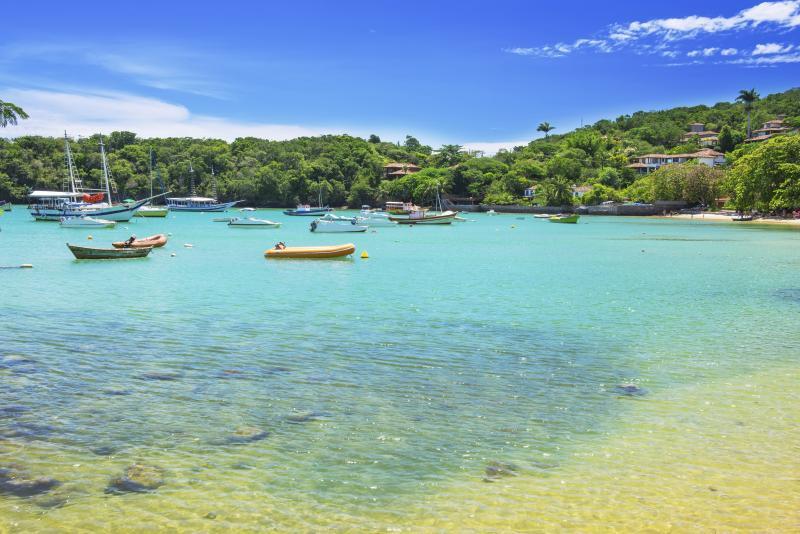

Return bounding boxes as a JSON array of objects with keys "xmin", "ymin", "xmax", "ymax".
[
  {"xmin": 0, "ymin": 405, "xmax": 30, "ymax": 417},
  {"xmin": 106, "ymin": 463, "xmax": 165, "ymax": 494},
  {"xmin": 140, "ymin": 371, "xmax": 182, "ymax": 382},
  {"xmin": 91, "ymin": 445, "xmax": 118, "ymax": 456},
  {"xmin": 483, "ymin": 461, "xmax": 519, "ymax": 482},
  {"xmin": 285, "ymin": 411, "xmax": 325, "ymax": 424},
  {"xmin": 226, "ymin": 426, "xmax": 269, "ymax": 444},
  {"xmin": 0, "ymin": 466, "xmax": 61, "ymax": 497},
  {"xmin": 615, "ymin": 383, "xmax": 647, "ymax": 397}
]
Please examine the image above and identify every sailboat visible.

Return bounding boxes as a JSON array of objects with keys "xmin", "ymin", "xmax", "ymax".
[
  {"xmin": 166, "ymin": 164, "xmax": 241, "ymax": 212},
  {"xmin": 284, "ymin": 179, "xmax": 333, "ymax": 216},
  {"xmin": 135, "ymin": 149, "xmax": 169, "ymax": 217},
  {"xmin": 389, "ymin": 187, "xmax": 457, "ymax": 225},
  {"xmin": 28, "ymin": 133, "xmax": 152, "ymax": 221}
]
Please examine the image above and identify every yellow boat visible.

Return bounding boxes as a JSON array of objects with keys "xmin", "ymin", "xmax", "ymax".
[{"xmin": 264, "ymin": 243, "xmax": 356, "ymax": 259}]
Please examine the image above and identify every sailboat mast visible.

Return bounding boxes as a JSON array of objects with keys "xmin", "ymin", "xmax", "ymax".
[
  {"xmin": 99, "ymin": 137, "xmax": 113, "ymax": 204},
  {"xmin": 63, "ymin": 132, "xmax": 78, "ymax": 193},
  {"xmin": 148, "ymin": 149, "xmax": 155, "ymax": 199},
  {"xmin": 189, "ymin": 162, "xmax": 196, "ymax": 197},
  {"xmin": 211, "ymin": 165, "xmax": 218, "ymax": 200}
]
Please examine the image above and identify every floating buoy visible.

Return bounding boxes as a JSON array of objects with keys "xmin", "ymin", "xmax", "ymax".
[
  {"xmin": 170, "ymin": 253, "xmax": 176, "ymax": 257},
  {"xmin": 360, "ymin": 251, "xmax": 369, "ymax": 259},
  {"xmin": 184, "ymin": 243, "xmax": 193, "ymax": 248},
  {"xmin": 87, "ymin": 235, "xmax": 93, "ymax": 240}
]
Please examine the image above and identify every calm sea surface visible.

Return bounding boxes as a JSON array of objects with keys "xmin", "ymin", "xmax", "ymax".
[{"xmin": 1, "ymin": 208, "xmax": 798, "ymax": 531}]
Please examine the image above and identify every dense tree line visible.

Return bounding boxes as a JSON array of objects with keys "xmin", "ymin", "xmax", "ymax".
[{"xmin": 1, "ymin": 88, "xmax": 799, "ymax": 210}]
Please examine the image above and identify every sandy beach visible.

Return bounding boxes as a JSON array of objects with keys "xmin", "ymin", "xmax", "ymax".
[{"xmin": 662, "ymin": 212, "xmax": 800, "ymax": 225}]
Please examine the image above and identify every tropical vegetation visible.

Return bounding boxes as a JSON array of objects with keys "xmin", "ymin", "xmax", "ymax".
[{"xmin": 1, "ymin": 88, "xmax": 799, "ymax": 212}]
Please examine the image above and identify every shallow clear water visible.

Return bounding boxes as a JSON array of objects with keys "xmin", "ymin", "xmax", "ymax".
[{"xmin": 1, "ymin": 209, "xmax": 798, "ymax": 531}]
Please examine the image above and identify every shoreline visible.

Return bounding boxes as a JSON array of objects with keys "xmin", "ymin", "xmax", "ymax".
[{"xmin": 660, "ymin": 212, "xmax": 800, "ymax": 225}]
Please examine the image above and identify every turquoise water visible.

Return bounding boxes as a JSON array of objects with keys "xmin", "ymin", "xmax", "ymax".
[{"xmin": 1, "ymin": 209, "xmax": 799, "ymax": 531}]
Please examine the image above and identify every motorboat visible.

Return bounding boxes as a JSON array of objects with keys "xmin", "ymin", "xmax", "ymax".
[
  {"xmin": 265, "ymin": 243, "xmax": 356, "ymax": 259},
  {"xmin": 732, "ymin": 214, "xmax": 753, "ymax": 222},
  {"xmin": 548, "ymin": 214, "xmax": 580, "ymax": 224},
  {"xmin": 67, "ymin": 243, "xmax": 152, "ymax": 260},
  {"xmin": 385, "ymin": 201, "xmax": 423, "ymax": 215},
  {"xmin": 310, "ymin": 214, "xmax": 368, "ymax": 233},
  {"xmin": 212, "ymin": 217, "xmax": 234, "ymax": 222},
  {"xmin": 357, "ymin": 211, "xmax": 396, "ymax": 227},
  {"xmin": 391, "ymin": 210, "xmax": 457, "ymax": 225},
  {"xmin": 486, "ymin": 209, "xmax": 498, "ymax": 216},
  {"xmin": 239, "ymin": 207, "xmax": 256, "ymax": 212},
  {"xmin": 59, "ymin": 216, "xmax": 116, "ymax": 228},
  {"xmin": 533, "ymin": 213, "xmax": 552, "ymax": 219},
  {"xmin": 228, "ymin": 217, "xmax": 281, "ymax": 228},
  {"xmin": 112, "ymin": 234, "xmax": 168, "ymax": 248},
  {"xmin": 284, "ymin": 204, "xmax": 333, "ymax": 216}
]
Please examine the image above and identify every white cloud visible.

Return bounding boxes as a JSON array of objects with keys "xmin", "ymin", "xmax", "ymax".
[
  {"xmin": 752, "ymin": 42, "xmax": 795, "ymax": 54},
  {"xmin": 461, "ymin": 140, "xmax": 528, "ymax": 155},
  {"xmin": 1, "ymin": 88, "xmax": 337, "ymax": 141},
  {"xmin": 505, "ymin": 1, "xmax": 800, "ymax": 58},
  {"xmin": 729, "ymin": 51, "xmax": 800, "ymax": 64},
  {"xmin": 703, "ymin": 47, "xmax": 720, "ymax": 56},
  {"xmin": 687, "ymin": 50, "xmax": 701, "ymax": 57},
  {"xmin": 721, "ymin": 48, "xmax": 739, "ymax": 55}
]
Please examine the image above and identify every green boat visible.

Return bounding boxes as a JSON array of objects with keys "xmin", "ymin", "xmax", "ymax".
[
  {"xmin": 548, "ymin": 214, "xmax": 580, "ymax": 224},
  {"xmin": 67, "ymin": 243, "xmax": 153, "ymax": 260}
]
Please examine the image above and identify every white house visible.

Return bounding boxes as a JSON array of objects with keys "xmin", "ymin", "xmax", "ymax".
[
  {"xmin": 626, "ymin": 149, "xmax": 726, "ymax": 174},
  {"xmin": 523, "ymin": 185, "xmax": 537, "ymax": 198}
]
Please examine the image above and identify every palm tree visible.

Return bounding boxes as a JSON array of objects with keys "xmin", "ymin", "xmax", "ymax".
[
  {"xmin": 537, "ymin": 122, "xmax": 555, "ymax": 139},
  {"xmin": 736, "ymin": 89, "xmax": 759, "ymax": 138},
  {"xmin": 0, "ymin": 99, "xmax": 29, "ymax": 127}
]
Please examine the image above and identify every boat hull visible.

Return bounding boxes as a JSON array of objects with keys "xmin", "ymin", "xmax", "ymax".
[
  {"xmin": 112, "ymin": 234, "xmax": 168, "ymax": 248},
  {"xmin": 167, "ymin": 200, "xmax": 240, "ymax": 212},
  {"xmin": 284, "ymin": 207, "xmax": 333, "ymax": 216},
  {"xmin": 390, "ymin": 212, "xmax": 456, "ymax": 225},
  {"xmin": 228, "ymin": 218, "xmax": 281, "ymax": 227},
  {"xmin": 67, "ymin": 243, "xmax": 152, "ymax": 259},
  {"xmin": 265, "ymin": 243, "xmax": 356, "ymax": 259},
  {"xmin": 60, "ymin": 217, "xmax": 116, "ymax": 228},
  {"xmin": 134, "ymin": 207, "xmax": 168, "ymax": 217},
  {"xmin": 310, "ymin": 220, "xmax": 368, "ymax": 232},
  {"xmin": 30, "ymin": 199, "xmax": 149, "ymax": 222},
  {"xmin": 548, "ymin": 215, "xmax": 580, "ymax": 224}
]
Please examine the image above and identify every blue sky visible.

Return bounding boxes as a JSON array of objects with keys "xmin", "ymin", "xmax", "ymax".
[{"xmin": 2, "ymin": 0, "xmax": 800, "ymax": 151}]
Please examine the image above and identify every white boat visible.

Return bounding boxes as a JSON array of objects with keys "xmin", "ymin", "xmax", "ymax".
[
  {"xmin": 357, "ymin": 211, "xmax": 397, "ymax": 227},
  {"xmin": 60, "ymin": 216, "xmax": 116, "ymax": 228},
  {"xmin": 533, "ymin": 213, "xmax": 552, "ymax": 219},
  {"xmin": 486, "ymin": 209, "xmax": 498, "ymax": 216},
  {"xmin": 310, "ymin": 214, "xmax": 368, "ymax": 233},
  {"xmin": 239, "ymin": 207, "xmax": 256, "ymax": 212},
  {"xmin": 134, "ymin": 150, "xmax": 169, "ymax": 217},
  {"xmin": 228, "ymin": 217, "xmax": 281, "ymax": 228},
  {"xmin": 212, "ymin": 217, "xmax": 235, "ymax": 222}
]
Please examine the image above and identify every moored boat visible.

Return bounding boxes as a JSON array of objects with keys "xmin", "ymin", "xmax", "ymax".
[
  {"xmin": 548, "ymin": 214, "xmax": 580, "ymax": 224},
  {"xmin": 0, "ymin": 201, "xmax": 11, "ymax": 212},
  {"xmin": 310, "ymin": 214, "xmax": 368, "ymax": 232},
  {"xmin": 265, "ymin": 243, "xmax": 356, "ymax": 259},
  {"xmin": 284, "ymin": 204, "xmax": 333, "ymax": 216},
  {"xmin": 228, "ymin": 217, "xmax": 281, "ymax": 228},
  {"xmin": 112, "ymin": 234, "xmax": 168, "ymax": 248},
  {"xmin": 390, "ymin": 210, "xmax": 457, "ymax": 225},
  {"xmin": 732, "ymin": 214, "xmax": 753, "ymax": 222},
  {"xmin": 357, "ymin": 211, "xmax": 396, "ymax": 227},
  {"xmin": 486, "ymin": 209, "xmax": 498, "ymax": 216},
  {"xmin": 135, "ymin": 205, "xmax": 169, "ymax": 217},
  {"xmin": 67, "ymin": 243, "xmax": 152, "ymax": 260},
  {"xmin": 60, "ymin": 216, "xmax": 116, "ymax": 228},
  {"xmin": 533, "ymin": 213, "xmax": 552, "ymax": 219},
  {"xmin": 167, "ymin": 196, "xmax": 240, "ymax": 212},
  {"xmin": 385, "ymin": 201, "xmax": 423, "ymax": 215},
  {"xmin": 212, "ymin": 217, "xmax": 234, "ymax": 222}
]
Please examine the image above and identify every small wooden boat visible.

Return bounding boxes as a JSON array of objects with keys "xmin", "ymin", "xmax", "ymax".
[
  {"xmin": 228, "ymin": 217, "xmax": 281, "ymax": 227},
  {"xmin": 239, "ymin": 207, "xmax": 256, "ymax": 212},
  {"xmin": 67, "ymin": 243, "xmax": 152, "ymax": 259},
  {"xmin": 486, "ymin": 209, "xmax": 498, "ymax": 216},
  {"xmin": 265, "ymin": 243, "xmax": 356, "ymax": 259},
  {"xmin": 548, "ymin": 214, "xmax": 580, "ymax": 224},
  {"xmin": 533, "ymin": 213, "xmax": 552, "ymax": 219},
  {"xmin": 112, "ymin": 234, "xmax": 168, "ymax": 248},
  {"xmin": 283, "ymin": 204, "xmax": 332, "ymax": 216},
  {"xmin": 731, "ymin": 215, "xmax": 753, "ymax": 222}
]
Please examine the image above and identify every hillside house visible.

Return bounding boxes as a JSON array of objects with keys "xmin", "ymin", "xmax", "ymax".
[
  {"xmin": 383, "ymin": 162, "xmax": 420, "ymax": 179},
  {"xmin": 626, "ymin": 149, "xmax": 725, "ymax": 174}
]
